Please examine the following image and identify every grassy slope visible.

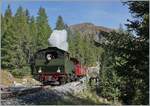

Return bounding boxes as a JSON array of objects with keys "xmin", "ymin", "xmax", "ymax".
[
  {"xmin": 0, "ymin": 70, "xmax": 41, "ymax": 86},
  {"xmin": 0, "ymin": 70, "xmax": 14, "ymax": 86}
]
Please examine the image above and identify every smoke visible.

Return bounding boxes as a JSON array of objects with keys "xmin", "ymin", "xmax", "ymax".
[{"xmin": 48, "ymin": 30, "xmax": 68, "ymax": 51}]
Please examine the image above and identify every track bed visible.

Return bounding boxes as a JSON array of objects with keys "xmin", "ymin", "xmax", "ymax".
[{"xmin": 1, "ymin": 77, "xmax": 86, "ymax": 105}]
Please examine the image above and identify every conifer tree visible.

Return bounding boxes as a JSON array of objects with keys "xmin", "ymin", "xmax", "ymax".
[
  {"xmin": 36, "ymin": 7, "xmax": 52, "ymax": 50},
  {"xmin": 13, "ymin": 6, "xmax": 31, "ymax": 67},
  {"xmin": 68, "ymin": 29, "xmax": 76, "ymax": 57},
  {"xmin": 29, "ymin": 16, "xmax": 38, "ymax": 55},
  {"xmin": 1, "ymin": 5, "xmax": 17, "ymax": 68},
  {"xmin": 1, "ymin": 5, "xmax": 53, "ymax": 76},
  {"xmin": 122, "ymin": 1, "xmax": 149, "ymax": 104},
  {"xmin": 25, "ymin": 9, "xmax": 30, "ymax": 23},
  {"xmin": 98, "ymin": 1, "xmax": 149, "ymax": 104},
  {"xmin": 55, "ymin": 16, "xmax": 65, "ymax": 30}
]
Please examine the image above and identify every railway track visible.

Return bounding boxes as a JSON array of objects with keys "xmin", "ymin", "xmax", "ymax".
[
  {"xmin": 1, "ymin": 86, "xmax": 43, "ymax": 99},
  {"xmin": 1, "ymin": 77, "xmax": 87, "ymax": 102}
]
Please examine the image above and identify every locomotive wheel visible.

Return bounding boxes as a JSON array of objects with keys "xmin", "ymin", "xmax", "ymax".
[{"xmin": 59, "ymin": 77, "xmax": 66, "ymax": 85}]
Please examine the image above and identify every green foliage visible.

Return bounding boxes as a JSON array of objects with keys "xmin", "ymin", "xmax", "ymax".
[
  {"xmin": 29, "ymin": 16, "xmax": 38, "ymax": 55},
  {"xmin": 36, "ymin": 7, "xmax": 52, "ymax": 50},
  {"xmin": 13, "ymin": 6, "xmax": 31, "ymax": 68},
  {"xmin": 55, "ymin": 16, "xmax": 65, "ymax": 30},
  {"xmin": 1, "ymin": 5, "xmax": 18, "ymax": 68},
  {"xmin": 122, "ymin": 1, "xmax": 149, "ymax": 104},
  {"xmin": 11, "ymin": 66, "xmax": 31, "ymax": 78},
  {"xmin": 1, "ymin": 5, "xmax": 52, "ymax": 75},
  {"xmin": 68, "ymin": 29, "xmax": 103, "ymax": 66},
  {"xmin": 98, "ymin": 1, "xmax": 149, "ymax": 105},
  {"xmin": 99, "ymin": 42, "xmax": 123, "ymax": 103}
]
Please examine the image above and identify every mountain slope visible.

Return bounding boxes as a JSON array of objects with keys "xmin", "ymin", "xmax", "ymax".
[{"xmin": 69, "ymin": 23, "xmax": 113, "ymax": 41}]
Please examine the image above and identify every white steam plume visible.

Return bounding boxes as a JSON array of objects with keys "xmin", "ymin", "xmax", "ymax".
[{"xmin": 48, "ymin": 30, "xmax": 68, "ymax": 51}]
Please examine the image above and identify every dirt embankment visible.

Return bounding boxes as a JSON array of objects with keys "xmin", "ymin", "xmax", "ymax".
[
  {"xmin": 0, "ymin": 70, "xmax": 14, "ymax": 86},
  {"xmin": 0, "ymin": 70, "xmax": 41, "ymax": 87}
]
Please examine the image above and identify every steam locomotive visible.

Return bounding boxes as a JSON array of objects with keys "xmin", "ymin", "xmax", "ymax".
[{"xmin": 30, "ymin": 47, "xmax": 86, "ymax": 85}]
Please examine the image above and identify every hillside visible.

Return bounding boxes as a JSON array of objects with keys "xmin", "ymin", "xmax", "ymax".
[
  {"xmin": 69, "ymin": 23, "xmax": 113, "ymax": 41},
  {"xmin": 69, "ymin": 23, "xmax": 112, "ymax": 33},
  {"xmin": 0, "ymin": 70, "xmax": 41, "ymax": 87}
]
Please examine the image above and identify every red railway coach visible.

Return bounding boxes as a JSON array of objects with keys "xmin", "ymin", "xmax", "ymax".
[
  {"xmin": 70, "ymin": 58, "xmax": 87, "ymax": 78},
  {"xmin": 75, "ymin": 64, "xmax": 86, "ymax": 77}
]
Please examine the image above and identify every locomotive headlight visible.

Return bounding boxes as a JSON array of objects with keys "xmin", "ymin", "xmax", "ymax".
[
  {"xmin": 38, "ymin": 67, "xmax": 42, "ymax": 73},
  {"xmin": 57, "ymin": 67, "xmax": 61, "ymax": 73}
]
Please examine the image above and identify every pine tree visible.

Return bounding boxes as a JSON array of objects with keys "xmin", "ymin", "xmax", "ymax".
[
  {"xmin": 68, "ymin": 29, "xmax": 102, "ymax": 66},
  {"xmin": 1, "ymin": 14, "xmax": 4, "ymax": 38},
  {"xmin": 1, "ymin": 5, "xmax": 53, "ymax": 77},
  {"xmin": 1, "ymin": 5, "xmax": 17, "ymax": 68},
  {"xmin": 29, "ymin": 16, "xmax": 38, "ymax": 55},
  {"xmin": 68, "ymin": 29, "xmax": 76, "ymax": 57},
  {"xmin": 13, "ymin": 6, "xmax": 31, "ymax": 68},
  {"xmin": 55, "ymin": 16, "xmax": 65, "ymax": 30},
  {"xmin": 95, "ymin": 25, "xmax": 133, "ymax": 103},
  {"xmin": 25, "ymin": 9, "xmax": 30, "ymax": 23},
  {"xmin": 121, "ymin": 1, "xmax": 149, "ymax": 104},
  {"xmin": 98, "ymin": 1, "xmax": 149, "ymax": 104},
  {"xmin": 36, "ymin": 7, "xmax": 52, "ymax": 50}
]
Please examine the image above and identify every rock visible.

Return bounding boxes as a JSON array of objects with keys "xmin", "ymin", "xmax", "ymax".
[{"xmin": 13, "ymin": 81, "xmax": 23, "ymax": 87}]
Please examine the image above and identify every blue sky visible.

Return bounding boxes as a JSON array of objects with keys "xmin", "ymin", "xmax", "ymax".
[{"xmin": 2, "ymin": 0, "xmax": 132, "ymax": 29}]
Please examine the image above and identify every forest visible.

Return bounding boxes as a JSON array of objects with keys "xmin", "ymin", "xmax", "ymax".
[{"xmin": 1, "ymin": 1, "xmax": 149, "ymax": 105}]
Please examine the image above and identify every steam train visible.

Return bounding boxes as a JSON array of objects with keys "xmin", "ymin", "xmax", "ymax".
[{"xmin": 30, "ymin": 47, "xmax": 87, "ymax": 85}]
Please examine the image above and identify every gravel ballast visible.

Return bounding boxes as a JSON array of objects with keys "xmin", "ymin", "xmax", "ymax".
[{"xmin": 1, "ymin": 78, "xmax": 87, "ymax": 105}]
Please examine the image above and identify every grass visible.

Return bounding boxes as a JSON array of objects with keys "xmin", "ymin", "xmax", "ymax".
[
  {"xmin": 0, "ymin": 70, "xmax": 41, "ymax": 87},
  {"xmin": 0, "ymin": 70, "xmax": 14, "ymax": 86},
  {"xmin": 73, "ymin": 88, "xmax": 111, "ymax": 105}
]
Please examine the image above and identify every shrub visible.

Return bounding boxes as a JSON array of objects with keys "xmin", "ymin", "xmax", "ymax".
[{"xmin": 11, "ymin": 66, "xmax": 31, "ymax": 78}]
